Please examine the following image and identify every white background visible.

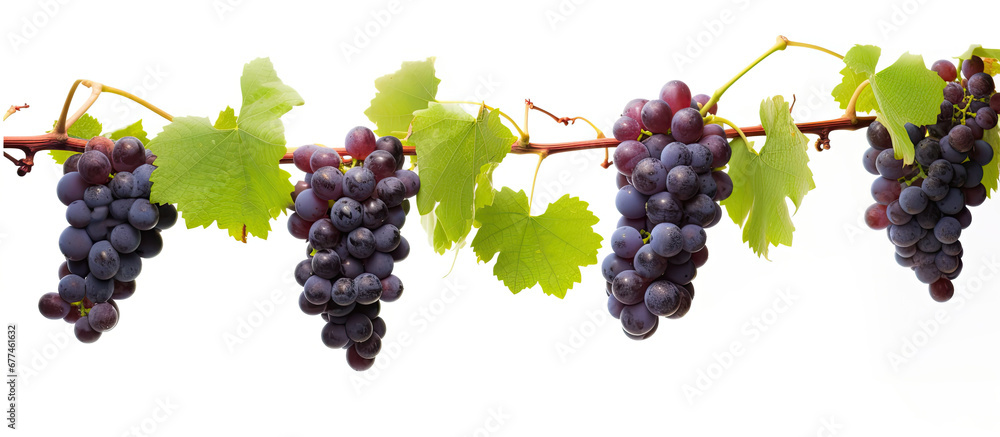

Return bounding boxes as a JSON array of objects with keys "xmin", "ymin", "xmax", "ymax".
[{"xmin": 3, "ymin": 0, "xmax": 1000, "ymax": 435}]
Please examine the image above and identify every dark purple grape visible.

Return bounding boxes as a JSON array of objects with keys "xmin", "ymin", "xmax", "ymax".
[
  {"xmin": 375, "ymin": 136, "xmax": 405, "ymax": 170},
  {"xmin": 77, "ymin": 151, "xmax": 112, "ymax": 185},
  {"xmin": 364, "ymin": 150, "xmax": 397, "ymax": 182},
  {"xmin": 641, "ymin": 99, "xmax": 673, "ymax": 134},
  {"xmin": 968, "ymin": 72, "xmax": 995, "ymax": 98},
  {"xmin": 670, "ymin": 108, "xmax": 704, "ymax": 143},
  {"xmin": 963, "ymin": 56, "xmax": 984, "ymax": 79}
]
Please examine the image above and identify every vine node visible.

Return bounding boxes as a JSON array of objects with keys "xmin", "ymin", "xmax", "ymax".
[{"xmin": 814, "ymin": 128, "xmax": 833, "ymax": 151}]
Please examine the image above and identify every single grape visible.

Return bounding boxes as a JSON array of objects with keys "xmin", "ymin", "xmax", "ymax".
[
  {"xmin": 670, "ymin": 108, "xmax": 704, "ymax": 143},
  {"xmin": 74, "ymin": 317, "xmax": 101, "ymax": 343},
  {"xmin": 633, "ymin": 245, "xmax": 668, "ymax": 279},
  {"xmin": 321, "ymin": 323, "xmax": 351, "ymax": 349},
  {"xmin": 343, "ymin": 167, "xmax": 376, "ymax": 201},
  {"xmin": 622, "ymin": 98, "xmax": 648, "ymax": 130},
  {"xmin": 644, "ymin": 280, "xmax": 682, "ymax": 316},
  {"xmin": 644, "ymin": 191, "xmax": 682, "ymax": 225},
  {"xmin": 866, "ymin": 121, "xmax": 892, "ymax": 150},
  {"xmin": 931, "ymin": 59, "xmax": 957, "ymax": 82},
  {"xmin": 375, "ymin": 136, "xmax": 405, "ymax": 170},
  {"xmin": 111, "ymin": 137, "xmax": 145, "ymax": 173},
  {"xmin": 128, "ymin": 199, "xmax": 160, "ymax": 231},
  {"xmin": 353, "ymin": 273, "xmax": 382, "ymax": 305},
  {"xmin": 380, "ymin": 275, "xmax": 403, "ymax": 302},
  {"xmin": 375, "ymin": 177, "xmax": 406, "ymax": 208},
  {"xmin": 364, "ymin": 150, "xmax": 397, "ymax": 182},
  {"xmin": 613, "ymin": 116, "xmax": 642, "ymax": 141},
  {"xmin": 641, "ymin": 99, "xmax": 673, "ymax": 134},
  {"xmin": 963, "ymin": 56, "xmax": 985, "ymax": 79},
  {"xmin": 630, "ymin": 158, "xmax": 666, "ymax": 195},
  {"xmin": 620, "ymin": 304, "xmax": 657, "ymax": 336},
  {"xmin": 666, "ymin": 166, "xmax": 699, "ymax": 200},
  {"xmin": 659, "ymin": 80, "xmax": 691, "ymax": 120},
  {"xmin": 345, "ymin": 126, "xmax": 377, "ymax": 161},
  {"xmin": 88, "ymin": 302, "xmax": 119, "ymax": 332},
  {"xmin": 293, "ymin": 145, "xmax": 318, "ymax": 172},
  {"xmin": 864, "ymin": 203, "xmax": 890, "ymax": 230},
  {"xmin": 613, "ymin": 140, "xmax": 651, "ymax": 176}
]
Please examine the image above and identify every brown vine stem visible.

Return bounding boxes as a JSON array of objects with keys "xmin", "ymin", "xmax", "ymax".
[{"xmin": 2, "ymin": 116, "xmax": 876, "ymax": 175}]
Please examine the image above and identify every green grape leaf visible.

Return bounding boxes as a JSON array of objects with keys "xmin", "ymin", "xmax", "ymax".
[
  {"xmin": 981, "ymin": 126, "xmax": 1000, "ymax": 197},
  {"xmin": 722, "ymin": 96, "xmax": 815, "ymax": 259},
  {"xmin": 957, "ymin": 45, "xmax": 1000, "ymax": 62},
  {"xmin": 49, "ymin": 114, "xmax": 102, "ymax": 164},
  {"xmin": 411, "ymin": 103, "xmax": 516, "ymax": 252},
  {"xmin": 832, "ymin": 66, "xmax": 879, "ymax": 113},
  {"xmin": 832, "ymin": 46, "xmax": 882, "ymax": 116},
  {"xmin": 473, "ymin": 162, "xmax": 500, "ymax": 227},
  {"xmin": 844, "ymin": 45, "xmax": 881, "ymax": 76},
  {"xmin": 107, "ymin": 120, "xmax": 150, "ymax": 144},
  {"xmin": 364, "ymin": 57, "xmax": 439, "ymax": 139},
  {"xmin": 471, "ymin": 188, "xmax": 602, "ymax": 298},
  {"xmin": 214, "ymin": 106, "xmax": 237, "ymax": 129},
  {"xmin": 147, "ymin": 58, "xmax": 302, "ymax": 242},
  {"xmin": 868, "ymin": 53, "xmax": 946, "ymax": 164}
]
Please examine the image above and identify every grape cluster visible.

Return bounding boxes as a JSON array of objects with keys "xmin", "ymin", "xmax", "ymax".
[
  {"xmin": 40, "ymin": 136, "xmax": 175, "ymax": 342},
  {"xmin": 287, "ymin": 126, "xmax": 418, "ymax": 371},
  {"xmin": 604, "ymin": 80, "xmax": 733, "ymax": 339},
  {"xmin": 862, "ymin": 56, "xmax": 996, "ymax": 302}
]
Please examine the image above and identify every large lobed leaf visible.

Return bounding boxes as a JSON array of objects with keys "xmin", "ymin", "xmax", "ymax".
[
  {"xmin": 723, "ymin": 96, "xmax": 815, "ymax": 259},
  {"xmin": 411, "ymin": 103, "xmax": 516, "ymax": 253},
  {"xmin": 471, "ymin": 188, "xmax": 602, "ymax": 298},
  {"xmin": 147, "ymin": 58, "xmax": 302, "ymax": 242}
]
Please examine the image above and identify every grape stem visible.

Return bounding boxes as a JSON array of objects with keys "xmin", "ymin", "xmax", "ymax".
[
  {"xmin": 844, "ymin": 80, "xmax": 870, "ymax": 123},
  {"xmin": 53, "ymin": 79, "xmax": 174, "ymax": 137},
  {"xmin": 3, "ymin": 116, "xmax": 876, "ymax": 176},
  {"xmin": 699, "ymin": 36, "xmax": 845, "ymax": 117},
  {"xmin": 528, "ymin": 151, "xmax": 548, "ymax": 212}
]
